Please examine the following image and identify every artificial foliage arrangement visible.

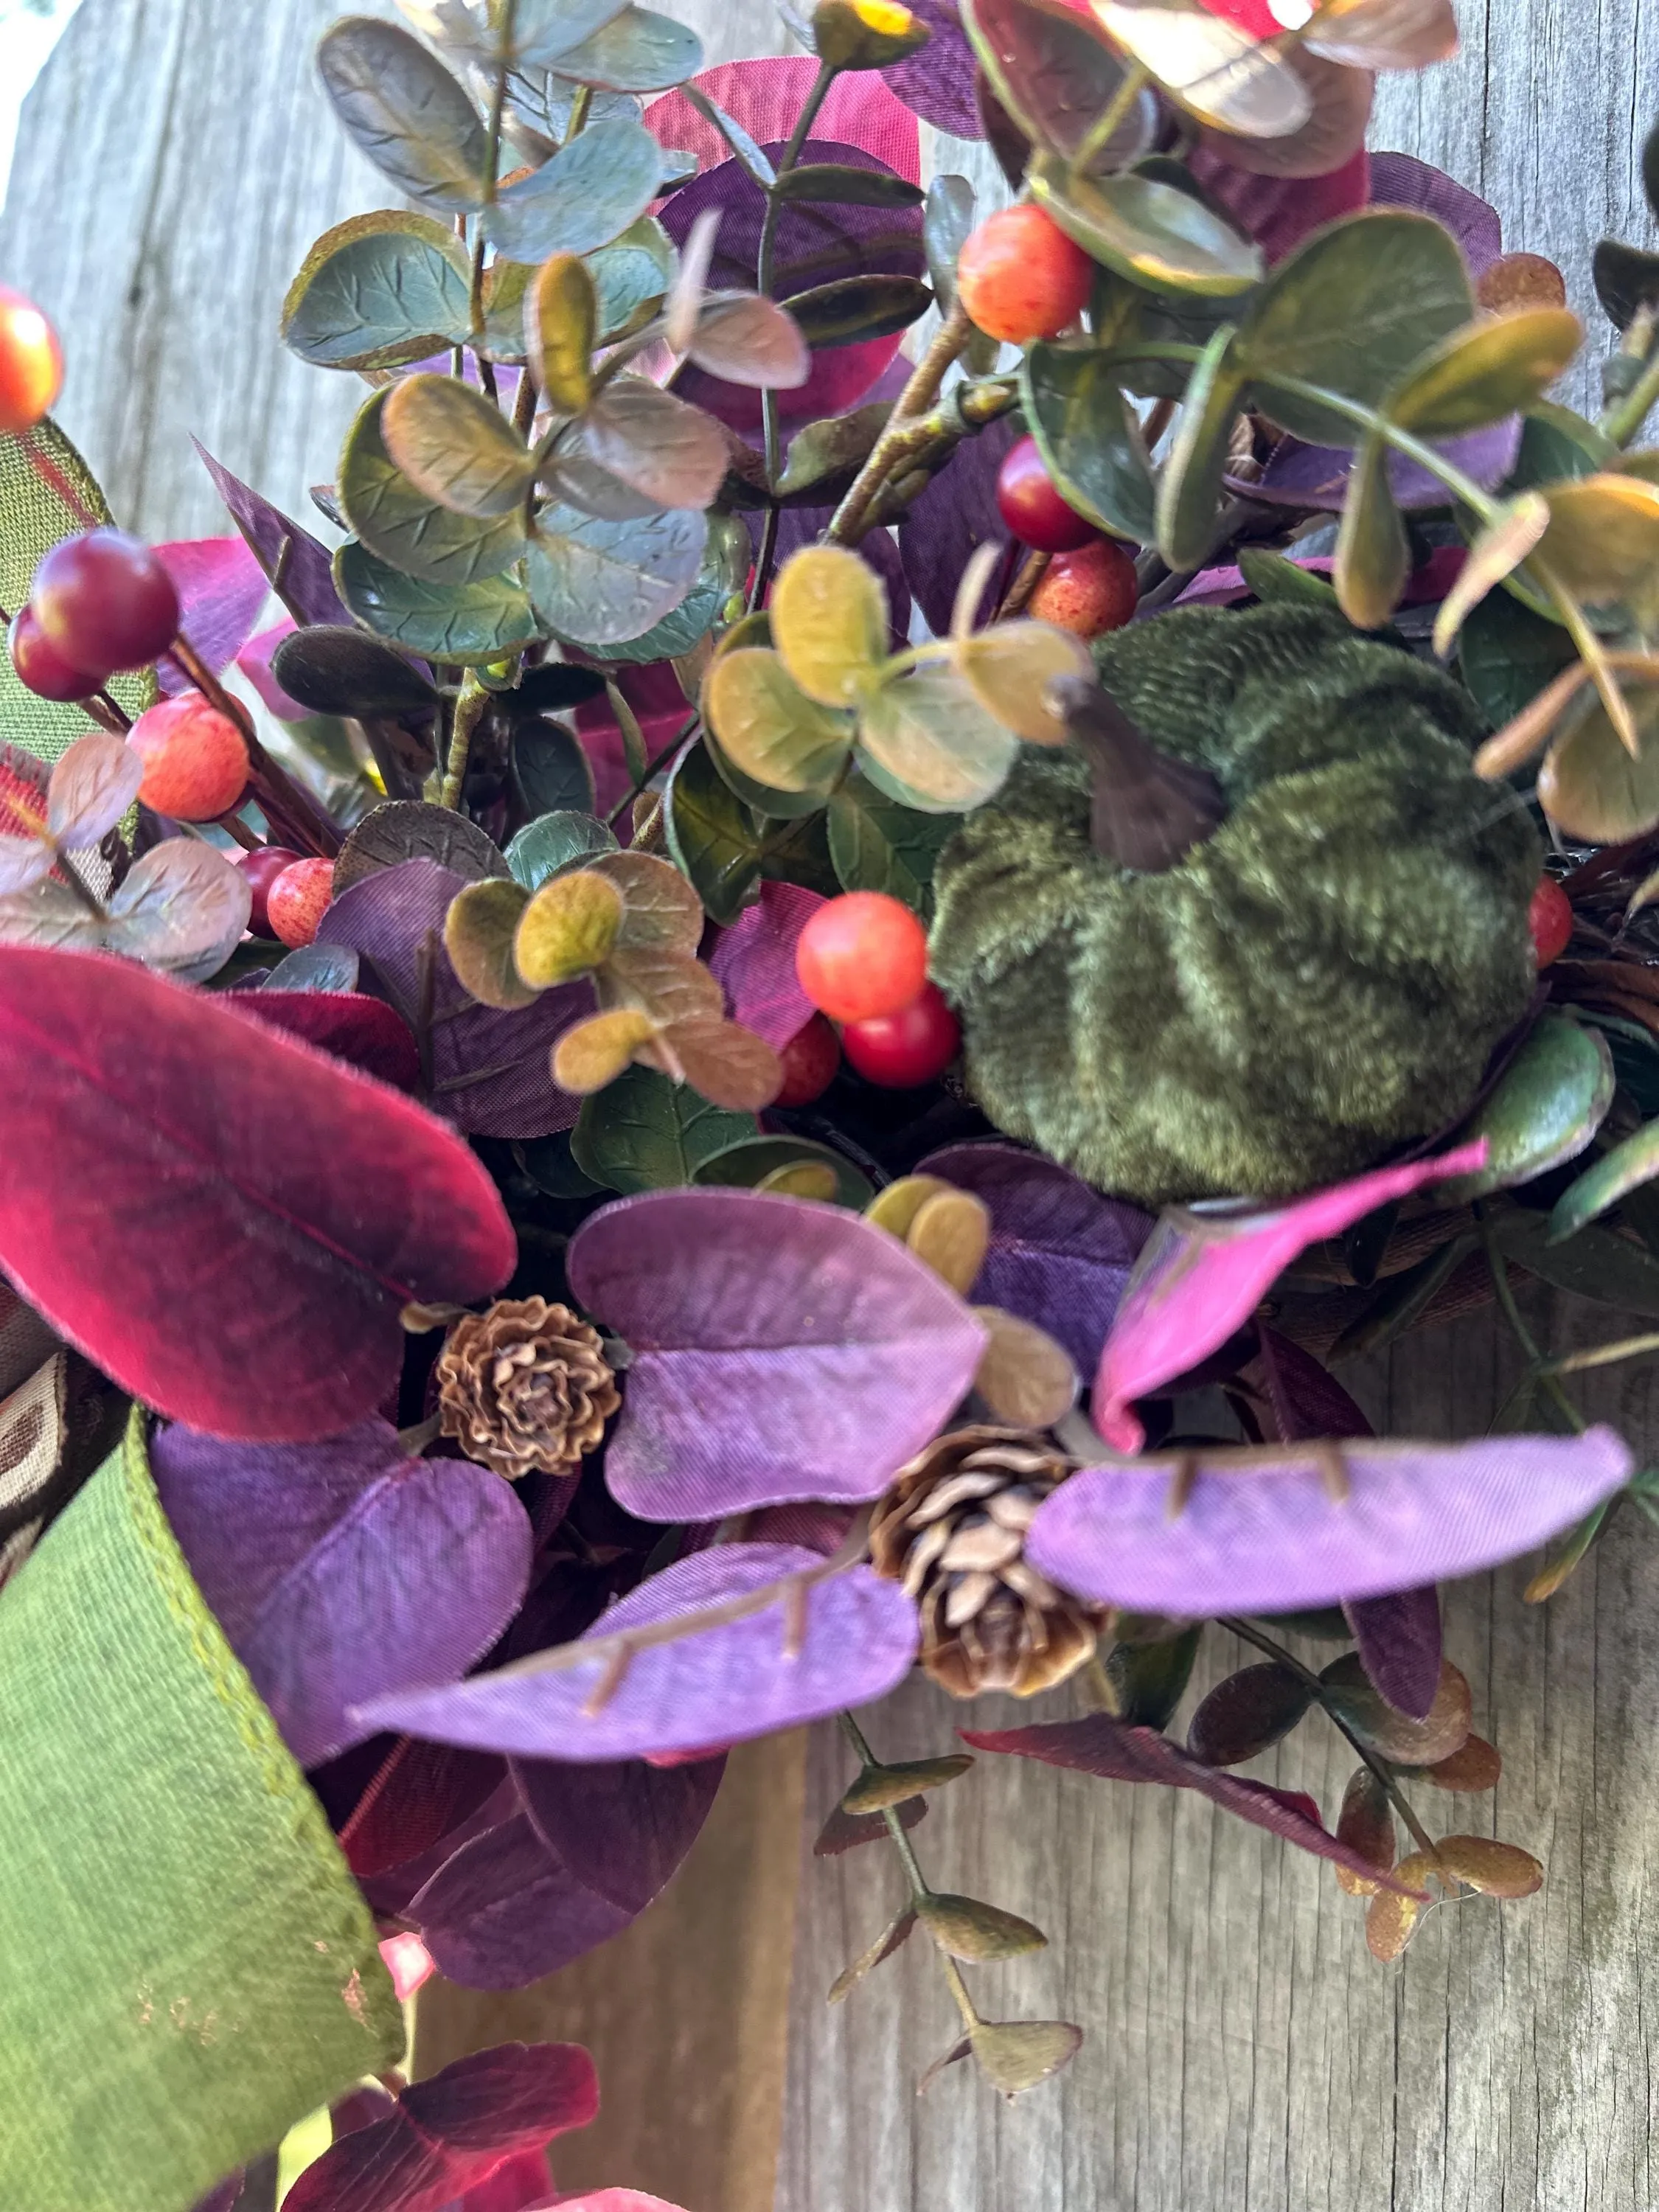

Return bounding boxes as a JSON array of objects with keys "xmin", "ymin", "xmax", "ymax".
[{"xmin": 6, "ymin": 0, "xmax": 1659, "ymax": 2202}]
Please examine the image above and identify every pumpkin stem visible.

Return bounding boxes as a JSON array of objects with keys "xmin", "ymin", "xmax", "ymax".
[{"xmin": 1051, "ymin": 677, "xmax": 1227, "ymax": 874}]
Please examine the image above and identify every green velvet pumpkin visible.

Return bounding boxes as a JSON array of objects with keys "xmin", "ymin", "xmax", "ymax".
[{"xmin": 928, "ymin": 603, "xmax": 1540, "ymax": 1207}]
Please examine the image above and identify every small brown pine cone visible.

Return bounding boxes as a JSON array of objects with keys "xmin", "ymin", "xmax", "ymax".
[
  {"xmin": 436, "ymin": 1297, "xmax": 619, "ymax": 1480},
  {"xmin": 869, "ymin": 1426, "xmax": 1106, "ymax": 1700}
]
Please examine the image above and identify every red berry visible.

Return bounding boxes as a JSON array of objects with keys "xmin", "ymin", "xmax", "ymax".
[
  {"xmin": 31, "ymin": 528, "xmax": 180, "ymax": 675},
  {"xmin": 773, "ymin": 1012, "xmax": 842, "ymax": 1107},
  {"xmin": 956, "ymin": 205, "xmax": 1093, "ymax": 346},
  {"xmin": 236, "ymin": 845, "xmax": 305, "ymax": 939},
  {"xmin": 1030, "ymin": 537, "xmax": 1139, "ymax": 639},
  {"xmin": 842, "ymin": 984, "xmax": 961, "ymax": 1088},
  {"xmin": 266, "ymin": 856, "xmax": 335, "ymax": 949},
  {"xmin": 995, "ymin": 436, "xmax": 1099, "ymax": 554},
  {"xmin": 0, "ymin": 288, "xmax": 63, "ymax": 437},
  {"xmin": 128, "ymin": 693, "xmax": 250, "ymax": 821},
  {"xmin": 795, "ymin": 891, "xmax": 929, "ymax": 1026},
  {"xmin": 1528, "ymin": 875, "xmax": 1573, "ymax": 969},
  {"xmin": 7, "ymin": 605, "xmax": 106, "ymax": 700}
]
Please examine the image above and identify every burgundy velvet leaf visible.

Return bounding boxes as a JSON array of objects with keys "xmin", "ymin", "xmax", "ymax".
[
  {"xmin": 962, "ymin": 1714, "xmax": 1426, "ymax": 1894},
  {"xmin": 189, "ymin": 2181, "xmax": 246, "ymax": 2212},
  {"xmin": 1093, "ymin": 1141, "xmax": 1487, "ymax": 1452},
  {"xmin": 1368, "ymin": 150, "xmax": 1503, "ymax": 276},
  {"xmin": 340, "ymin": 1737, "xmax": 508, "ymax": 1880},
  {"xmin": 333, "ymin": 2084, "xmax": 399, "ymax": 2137},
  {"xmin": 917, "ymin": 1140, "xmax": 1151, "ymax": 1376},
  {"xmin": 1189, "ymin": 145, "xmax": 1369, "ymax": 266},
  {"xmin": 1255, "ymin": 1326, "xmax": 1370, "ymax": 1443},
  {"xmin": 352, "ymin": 1543, "xmax": 922, "ymax": 1761},
  {"xmin": 317, "ymin": 858, "xmax": 588, "ymax": 1138},
  {"xmin": 151, "ymin": 1416, "xmax": 534, "ymax": 1769},
  {"xmin": 881, "ymin": 0, "xmax": 981, "ymax": 136},
  {"xmin": 899, "ymin": 411, "xmax": 1020, "ymax": 638},
  {"xmin": 281, "ymin": 2043, "xmax": 599, "ymax": 2212},
  {"xmin": 0, "ymin": 948, "xmax": 515, "ymax": 1439},
  {"xmin": 224, "ymin": 990, "xmax": 422, "ymax": 1092},
  {"xmin": 514, "ymin": 1750, "xmax": 720, "ymax": 1914},
  {"xmin": 153, "ymin": 537, "xmax": 272, "ymax": 698},
  {"xmin": 1238, "ymin": 417, "xmax": 1521, "ymax": 511},
  {"xmin": 566, "ymin": 1187, "xmax": 987, "ymax": 1516},
  {"xmin": 707, "ymin": 880, "xmax": 827, "ymax": 1049},
  {"xmin": 1343, "ymin": 1585, "xmax": 1443, "ymax": 1722},
  {"xmin": 1027, "ymin": 1430, "xmax": 1634, "ymax": 1613},
  {"xmin": 439, "ymin": 2149, "xmax": 557, "ymax": 2212},
  {"xmin": 194, "ymin": 439, "xmax": 349, "ymax": 629}
]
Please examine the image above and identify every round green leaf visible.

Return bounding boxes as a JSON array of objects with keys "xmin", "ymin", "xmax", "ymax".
[
  {"xmin": 825, "ymin": 772, "xmax": 959, "ymax": 915},
  {"xmin": 664, "ymin": 738, "xmax": 764, "ymax": 926},
  {"xmin": 338, "ymin": 389, "xmax": 528, "ymax": 584},
  {"xmin": 526, "ymin": 503, "xmax": 707, "ymax": 648},
  {"xmin": 381, "ymin": 373, "xmax": 538, "ymax": 520},
  {"xmin": 506, "ymin": 810, "xmax": 619, "ymax": 891},
  {"xmin": 1442, "ymin": 1015, "xmax": 1615, "ymax": 1200},
  {"xmin": 1334, "ymin": 434, "xmax": 1409, "ymax": 630},
  {"xmin": 1537, "ymin": 679, "xmax": 1659, "ymax": 844},
  {"xmin": 692, "ymin": 1133, "xmax": 875, "ymax": 1210},
  {"xmin": 281, "ymin": 211, "xmax": 473, "ymax": 370},
  {"xmin": 956, "ymin": 622, "xmax": 1093, "ymax": 744},
  {"xmin": 1504, "ymin": 402, "xmax": 1616, "ymax": 490},
  {"xmin": 511, "ymin": 719, "xmax": 597, "ymax": 820},
  {"xmin": 587, "ymin": 217, "xmax": 675, "ymax": 344},
  {"xmin": 485, "ymin": 116, "xmax": 665, "ymax": 263},
  {"xmin": 1094, "ymin": 0, "xmax": 1310, "ymax": 138},
  {"xmin": 776, "ymin": 401, "xmax": 894, "ymax": 501},
  {"xmin": 526, "ymin": 254, "xmax": 597, "ymax": 416},
  {"xmin": 268, "ymin": 625, "xmax": 439, "ymax": 717},
  {"xmin": 961, "ymin": 0, "xmax": 1153, "ymax": 168},
  {"xmin": 703, "ymin": 647, "xmax": 853, "ymax": 796},
  {"xmin": 1027, "ymin": 156, "xmax": 1262, "ymax": 299},
  {"xmin": 1020, "ymin": 341, "xmax": 1157, "ymax": 542},
  {"xmin": 1154, "ymin": 322, "xmax": 1244, "ymax": 571},
  {"xmin": 554, "ymin": 379, "xmax": 728, "ymax": 513},
  {"xmin": 856, "ymin": 668, "xmax": 1020, "ymax": 814},
  {"xmin": 773, "ymin": 164, "xmax": 925, "ymax": 209},
  {"xmin": 317, "ymin": 17, "xmax": 487, "ymax": 212},
  {"xmin": 600, "ymin": 514, "xmax": 746, "ymax": 668},
  {"xmin": 333, "ymin": 540, "xmax": 538, "ymax": 662},
  {"xmin": 1092, "ymin": 263, "xmax": 1242, "ymax": 398},
  {"xmin": 703, "ymin": 727, "xmax": 827, "ymax": 821},
  {"xmin": 510, "ymin": 0, "xmax": 637, "ymax": 67},
  {"xmin": 1387, "ymin": 308, "xmax": 1585, "ymax": 439},
  {"xmin": 570, "ymin": 1063, "xmax": 758, "ymax": 1191},
  {"xmin": 540, "ymin": 4, "xmax": 703, "ymax": 91},
  {"xmin": 771, "ymin": 546, "xmax": 888, "ymax": 709},
  {"xmin": 1532, "ymin": 475, "xmax": 1659, "ymax": 626},
  {"xmin": 1458, "ymin": 585, "xmax": 1577, "ymax": 729}
]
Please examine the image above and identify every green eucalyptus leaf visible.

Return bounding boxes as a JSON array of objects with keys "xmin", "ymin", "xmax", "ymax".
[
  {"xmin": 772, "ymin": 544, "xmax": 888, "ymax": 709},
  {"xmin": 703, "ymin": 647, "xmax": 853, "ymax": 796},
  {"xmin": 1333, "ymin": 434, "xmax": 1409, "ymax": 630},
  {"xmin": 758, "ymin": 804, "xmax": 839, "ymax": 897},
  {"xmin": 526, "ymin": 254, "xmax": 597, "ymax": 416},
  {"xmin": 1236, "ymin": 547, "xmax": 1339, "ymax": 608},
  {"xmin": 1027, "ymin": 155, "xmax": 1262, "ymax": 298},
  {"xmin": 1550, "ymin": 1121, "xmax": 1659, "ymax": 1244},
  {"xmin": 268, "ymin": 625, "xmax": 438, "ymax": 718},
  {"xmin": 961, "ymin": 0, "xmax": 1153, "ymax": 168},
  {"xmin": 1537, "ymin": 681, "xmax": 1659, "ymax": 844},
  {"xmin": 508, "ymin": 0, "xmax": 636, "ymax": 68},
  {"xmin": 317, "ymin": 17, "xmax": 487, "ymax": 211},
  {"xmin": 1154, "ymin": 322, "xmax": 1244, "ymax": 571},
  {"xmin": 773, "ymin": 164, "xmax": 925, "ymax": 209},
  {"xmin": 479, "ymin": 257, "xmax": 536, "ymax": 360},
  {"xmin": 381, "ymin": 372, "xmax": 537, "ymax": 520},
  {"xmin": 339, "ymin": 389, "xmax": 527, "ymax": 584},
  {"xmin": 570, "ymin": 1063, "xmax": 758, "ymax": 1191},
  {"xmin": 587, "ymin": 216, "xmax": 675, "ymax": 342},
  {"xmin": 506, "ymin": 809, "xmax": 618, "ymax": 890},
  {"xmin": 856, "ymin": 668, "xmax": 1020, "ymax": 814},
  {"xmin": 485, "ymin": 116, "xmax": 665, "ymax": 263},
  {"xmin": 693, "ymin": 1133, "xmax": 874, "ymax": 1209},
  {"xmin": 777, "ymin": 402, "xmax": 894, "ymax": 500},
  {"xmin": 511, "ymin": 721, "xmax": 597, "ymax": 819},
  {"xmin": 526, "ymin": 503, "xmax": 706, "ymax": 649},
  {"xmin": 825, "ymin": 771, "xmax": 959, "ymax": 916},
  {"xmin": 601, "ymin": 512, "xmax": 748, "ymax": 667},
  {"xmin": 687, "ymin": 292, "xmax": 813, "ymax": 388},
  {"xmin": 1530, "ymin": 475, "xmax": 1659, "ymax": 627},
  {"xmin": 664, "ymin": 738, "xmax": 763, "ymax": 925},
  {"xmin": 1091, "ymin": 263, "xmax": 1241, "ymax": 398},
  {"xmin": 445, "ymin": 876, "xmax": 539, "ymax": 1008},
  {"xmin": 1442, "ymin": 1015, "xmax": 1615, "ymax": 1200},
  {"xmin": 783, "ymin": 276, "xmax": 933, "ymax": 350},
  {"xmin": 1458, "ymin": 585, "xmax": 1577, "ymax": 728},
  {"xmin": 282, "ymin": 211, "xmax": 472, "ymax": 369},
  {"xmin": 1386, "ymin": 308, "xmax": 1585, "ymax": 439},
  {"xmin": 506, "ymin": 70, "xmax": 641, "ymax": 141},
  {"xmin": 678, "ymin": 83, "xmax": 776, "ymax": 187},
  {"xmin": 554, "ymin": 379, "xmax": 728, "ymax": 513},
  {"xmin": 334, "ymin": 540, "xmax": 538, "ymax": 662},
  {"xmin": 924, "ymin": 175, "xmax": 975, "ymax": 312},
  {"xmin": 1240, "ymin": 210, "xmax": 1475, "ymax": 445},
  {"xmin": 541, "ymin": 4, "xmax": 703, "ymax": 91},
  {"xmin": 1490, "ymin": 1206, "xmax": 1659, "ymax": 1318},
  {"xmin": 703, "ymin": 726, "xmax": 828, "ymax": 821},
  {"xmin": 1021, "ymin": 342, "xmax": 1155, "ymax": 541},
  {"xmin": 1593, "ymin": 239, "xmax": 1659, "ymax": 333},
  {"xmin": 1504, "ymin": 402, "xmax": 1616, "ymax": 490}
]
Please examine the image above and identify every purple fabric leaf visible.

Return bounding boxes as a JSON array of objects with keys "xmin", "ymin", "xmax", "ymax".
[
  {"xmin": 917, "ymin": 1139, "xmax": 1151, "ymax": 1376},
  {"xmin": 361, "ymin": 1773, "xmax": 521, "ymax": 1917},
  {"xmin": 1093, "ymin": 1141, "xmax": 1488, "ymax": 1451},
  {"xmin": 1188, "ymin": 145, "xmax": 1370, "ymax": 267},
  {"xmin": 708, "ymin": 880, "xmax": 827, "ymax": 1048},
  {"xmin": 150, "ymin": 1416, "xmax": 534, "ymax": 1770},
  {"xmin": 962, "ymin": 1713, "xmax": 1427, "ymax": 1894},
  {"xmin": 1368, "ymin": 150, "xmax": 1503, "ymax": 277},
  {"xmin": 193, "ymin": 439, "xmax": 349, "ymax": 630},
  {"xmin": 1343, "ymin": 1585, "xmax": 1443, "ymax": 1722},
  {"xmin": 1255, "ymin": 1326, "xmax": 1371, "ymax": 1443},
  {"xmin": 1027, "ymin": 1429, "xmax": 1634, "ymax": 1615},
  {"xmin": 881, "ymin": 0, "xmax": 982, "ymax": 138},
  {"xmin": 1238, "ymin": 417, "xmax": 1522, "ymax": 511},
  {"xmin": 566, "ymin": 1187, "xmax": 987, "ymax": 1516},
  {"xmin": 318, "ymin": 858, "xmax": 588, "ymax": 1138},
  {"xmin": 898, "ymin": 411, "xmax": 1020, "ymax": 638},
  {"xmin": 153, "ymin": 536, "xmax": 272, "ymax": 697},
  {"xmin": 352, "ymin": 1542, "xmax": 922, "ymax": 1760}
]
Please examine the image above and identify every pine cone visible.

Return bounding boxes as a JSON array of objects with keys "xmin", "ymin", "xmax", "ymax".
[
  {"xmin": 437, "ymin": 1298, "xmax": 619, "ymax": 1480},
  {"xmin": 869, "ymin": 1427, "xmax": 1105, "ymax": 1699}
]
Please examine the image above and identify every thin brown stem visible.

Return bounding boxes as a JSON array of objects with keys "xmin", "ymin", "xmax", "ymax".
[
  {"xmin": 827, "ymin": 303, "xmax": 976, "ymax": 546},
  {"xmin": 998, "ymin": 547, "xmax": 1051, "ymax": 620},
  {"xmin": 470, "ymin": 0, "xmax": 517, "ymax": 344},
  {"xmin": 215, "ymin": 810, "xmax": 261, "ymax": 852}
]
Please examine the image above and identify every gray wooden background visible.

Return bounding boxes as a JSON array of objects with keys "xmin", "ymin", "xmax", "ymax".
[{"xmin": 6, "ymin": 5, "xmax": 1659, "ymax": 2208}]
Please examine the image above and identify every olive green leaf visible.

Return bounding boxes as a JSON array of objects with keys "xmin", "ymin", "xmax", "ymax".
[
  {"xmin": 1334, "ymin": 434, "xmax": 1409, "ymax": 630},
  {"xmin": 333, "ymin": 540, "xmax": 538, "ymax": 662},
  {"xmin": 600, "ymin": 515, "xmax": 746, "ymax": 669},
  {"xmin": 1021, "ymin": 341, "xmax": 1157, "ymax": 543},
  {"xmin": 1537, "ymin": 678, "xmax": 1659, "ymax": 843},
  {"xmin": 317, "ymin": 17, "xmax": 487, "ymax": 211},
  {"xmin": 380, "ymin": 373, "xmax": 537, "ymax": 520},
  {"xmin": 339, "ymin": 390, "xmax": 528, "ymax": 584},
  {"xmin": 269, "ymin": 625, "xmax": 439, "ymax": 718},
  {"xmin": 282, "ymin": 211, "xmax": 473, "ymax": 370},
  {"xmin": 679, "ymin": 83, "xmax": 776, "ymax": 188},
  {"xmin": 514, "ymin": 867, "xmax": 626, "ymax": 987},
  {"xmin": 478, "ymin": 257, "xmax": 535, "ymax": 360},
  {"xmin": 554, "ymin": 1007, "xmax": 661, "ymax": 1093},
  {"xmin": 526, "ymin": 503, "xmax": 706, "ymax": 648},
  {"xmin": 571, "ymin": 1063, "xmax": 758, "ymax": 1191},
  {"xmin": 1236, "ymin": 546, "xmax": 1339, "ymax": 608},
  {"xmin": 588, "ymin": 849, "xmax": 706, "ymax": 955},
  {"xmin": 588, "ymin": 217, "xmax": 675, "ymax": 344},
  {"xmin": 1385, "ymin": 307, "xmax": 1584, "ymax": 438},
  {"xmin": 485, "ymin": 116, "xmax": 665, "ymax": 263},
  {"xmin": 1433, "ymin": 493, "xmax": 1551, "ymax": 657},
  {"xmin": 1529, "ymin": 474, "xmax": 1659, "ymax": 627},
  {"xmin": 782, "ymin": 276, "xmax": 933, "ymax": 350},
  {"xmin": 969, "ymin": 2020, "xmax": 1084, "ymax": 2097},
  {"xmin": 526, "ymin": 254, "xmax": 597, "ymax": 416},
  {"xmin": 1550, "ymin": 1119, "xmax": 1659, "ymax": 1244},
  {"xmin": 772, "ymin": 545, "xmax": 889, "ymax": 708},
  {"xmin": 1091, "ymin": 262, "xmax": 1240, "ymax": 398},
  {"xmin": 858, "ymin": 668, "xmax": 1020, "ymax": 813},
  {"xmin": 917, "ymin": 1893, "xmax": 1047, "ymax": 1963},
  {"xmin": 651, "ymin": 1014, "xmax": 782, "ymax": 1113},
  {"xmin": 1506, "ymin": 401, "xmax": 1616, "ymax": 489},
  {"xmin": 1027, "ymin": 156, "xmax": 1262, "ymax": 298},
  {"xmin": 444, "ymin": 877, "xmax": 539, "ymax": 1009},
  {"xmin": 687, "ymin": 293, "xmax": 813, "ymax": 387},
  {"xmin": 554, "ymin": 380, "xmax": 728, "ymax": 513},
  {"xmin": 827, "ymin": 1907, "xmax": 919, "ymax": 2004},
  {"xmin": 1440, "ymin": 1015, "xmax": 1614, "ymax": 1200},
  {"xmin": 664, "ymin": 738, "xmax": 764, "ymax": 925},
  {"xmin": 695, "ymin": 1133, "xmax": 876, "ymax": 1209},
  {"xmin": 956, "ymin": 622, "xmax": 1093, "ymax": 745},
  {"xmin": 1155, "ymin": 323, "xmax": 1244, "ymax": 571},
  {"xmin": 773, "ymin": 165, "xmax": 925, "ymax": 209},
  {"xmin": 703, "ymin": 647, "xmax": 854, "ymax": 796},
  {"xmin": 776, "ymin": 402, "xmax": 894, "ymax": 499},
  {"xmin": 826, "ymin": 773, "xmax": 959, "ymax": 915},
  {"xmin": 811, "ymin": 0, "xmax": 933, "ymax": 68},
  {"xmin": 841, "ymin": 1756, "xmax": 975, "ymax": 1815},
  {"xmin": 506, "ymin": 810, "xmax": 618, "ymax": 891},
  {"xmin": 1239, "ymin": 210, "xmax": 1475, "ymax": 445},
  {"xmin": 703, "ymin": 726, "xmax": 828, "ymax": 819},
  {"xmin": 545, "ymin": 4, "xmax": 704, "ymax": 91},
  {"xmin": 599, "ymin": 945, "xmax": 724, "ymax": 1029},
  {"xmin": 1458, "ymin": 583, "xmax": 1579, "ymax": 729},
  {"xmin": 961, "ymin": 0, "xmax": 1153, "ymax": 169}
]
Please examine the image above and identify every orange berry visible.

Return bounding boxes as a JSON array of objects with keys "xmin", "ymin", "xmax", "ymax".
[
  {"xmin": 0, "ymin": 288, "xmax": 63, "ymax": 437},
  {"xmin": 128, "ymin": 694, "xmax": 250, "ymax": 821},
  {"xmin": 267, "ymin": 857, "xmax": 335, "ymax": 949},
  {"xmin": 956, "ymin": 205, "xmax": 1094, "ymax": 345},
  {"xmin": 1029, "ymin": 538, "xmax": 1140, "ymax": 639}
]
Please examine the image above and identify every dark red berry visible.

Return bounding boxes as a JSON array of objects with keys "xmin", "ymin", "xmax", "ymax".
[
  {"xmin": 1528, "ymin": 876, "xmax": 1573, "ymax": 969},
  {"xmin": 841, "ymin": 983, "xmax": 961, "ymax": 1088},
  {"xmin": 7, "ymin": 605, "xmax": 106, "ymax": 700},
  {"xmin": 773, "ymin": 1013, "xmax": 842, "ymax": 1107},
  {"xmin": 235, "ymin": 846, "xmax": 304, "ymax": 939},
  {"xmin": 31, "ymin": 528, "xmax": 181, "ymax": 675},
  {"xmin": 995, "ymin": 436, "xmax": 1099, "ymax": 554}
]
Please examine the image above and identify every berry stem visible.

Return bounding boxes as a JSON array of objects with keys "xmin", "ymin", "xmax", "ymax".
[
  {"xmin": 827, "ymin": 302, "xmax": 975, "ymax": 546},
  {"xmin": 998, "ymin": 546, "xmax": 1050, "ymax": 619}
]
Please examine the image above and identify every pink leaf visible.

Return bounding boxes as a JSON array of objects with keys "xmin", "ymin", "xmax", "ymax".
[
  {"xmin": 153, "ymin": 536, "xmax": 271, "ymax": 696},
  {"xmin": 707, "ymin": 880, "xmax": 827, "ymax": 1049},
  {"xmin": 226, "ymin": 989, "xmax": 422, "ymax": 1091},
  {"xmin": 645, "ymin": 58, "xmax": 920, "ymax": 184}
]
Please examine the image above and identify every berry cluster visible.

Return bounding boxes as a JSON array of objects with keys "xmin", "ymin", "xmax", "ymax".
[{"xmin": 793, "ymin": 891, "xmax": 961, "ymax": 1091}]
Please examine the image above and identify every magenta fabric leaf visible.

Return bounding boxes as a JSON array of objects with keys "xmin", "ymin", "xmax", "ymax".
[
  {"xmin": 880, "ymin": 0, "xmax": 981, "ymax": 137},
  {"xmin": 150, "ymin": 1416, "xmax": 535, "ymax": 1769},
  {"xmin": 282, "ymin": 2043, "xmax": 599, "ymax": 2212},
  {"xmin": 352, "ymin": 1543, "xmax": 922, "ymax": 1761},
  {"xmin": 1368, "ymin": 150, "xmax": 1503, "ymax": 276},
  {"xmin": 153, "ymin": 536, "xmax": 271, "ymax": 697},
  {"xmin": 1093, "ymin": 1141, "xmax": 1488, "ymax": 1451},
  {"xmin": 1343, "ymin": 1585, "xmax": 1443, "ymax": 1722},
  {"xmin": 917, "ymin": 1140, "xmax": 1151, "ymax": 1374},
  {"xmin": 707, "ymin": 880, "xmax": 827, "ymax": 1049},
  {"xmin": 238, "ymin": 618, "xmax": 310, "ymax": 722},
  {"xmin": 440, "ymin": 2149, "xmax": 557, "ymax": 2212},
  {"xmin": 566, "ymin": 1187, "xmax": 987, "ymax": 1515},
  {"xmin": 317, "ymin": 858, "xmax": 588, "ymax": 1138},
  {"xmin": 552, "ymin": 2196, "xmax": 695, "ymax": 2212},
  {"xmin": 962, "ymin": 1714, "xmax": 1427, "ymax": 1893},
  {"xmin": 1027, "ymin": 1430, "xmax": 1634, "ymax": 1613},
  {"xmin": 195, "ymin": 439, "xmax": 349, "ymax": 629},
  {"xmin": 223, "ymin": 989, "xmax": 422, "ymax": 1092}
]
